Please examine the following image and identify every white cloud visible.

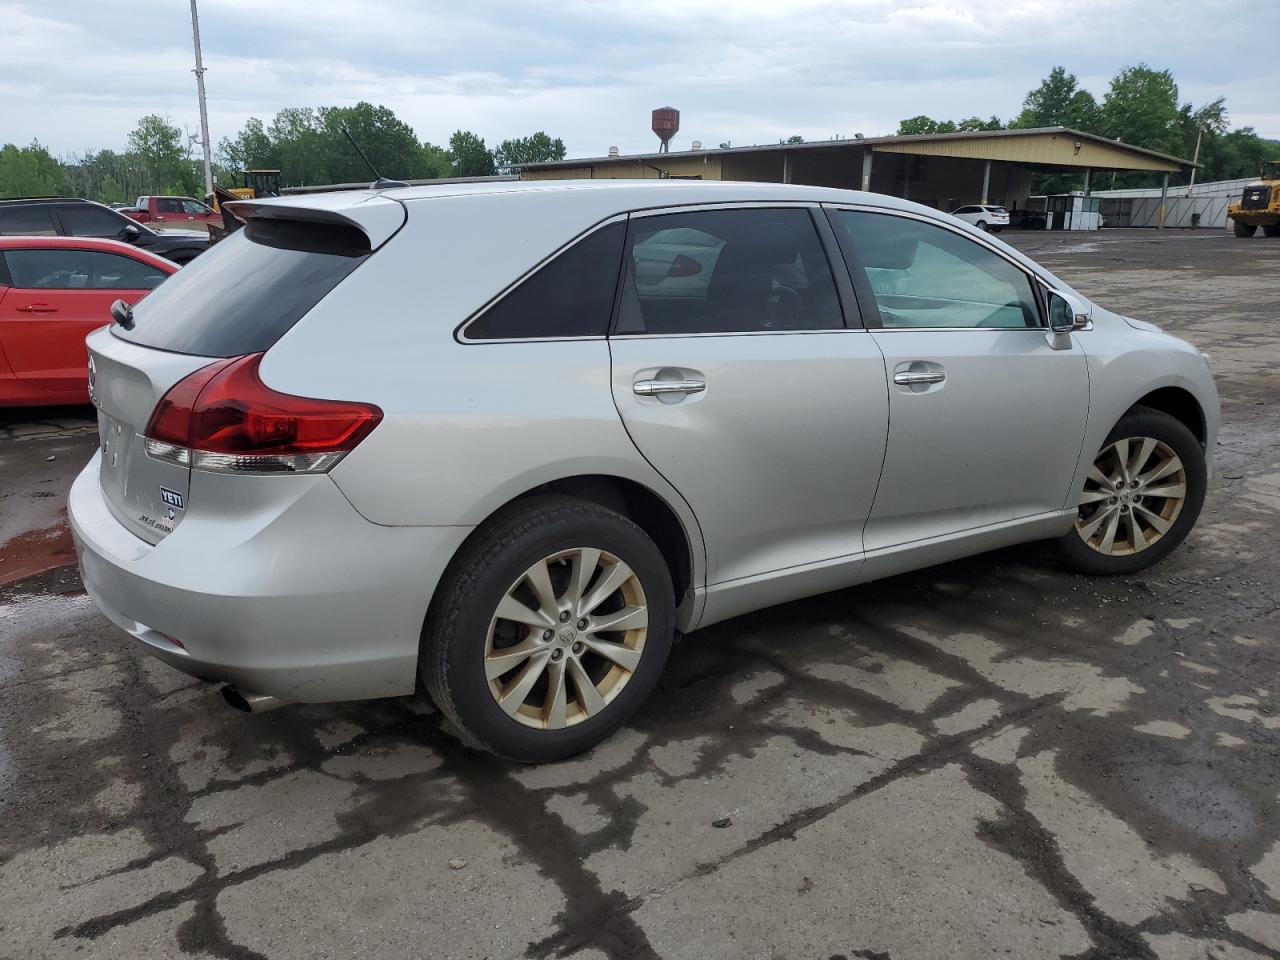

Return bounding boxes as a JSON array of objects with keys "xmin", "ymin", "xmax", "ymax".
[{"xmin": 1, "ymin": 0, "xmax": 1275, "ymax": 161}]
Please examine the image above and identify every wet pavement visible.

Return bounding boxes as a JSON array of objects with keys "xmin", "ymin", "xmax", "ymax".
[{"xmin": 2, "ymin": 228, "xmax": 1279, "ymax": 959}]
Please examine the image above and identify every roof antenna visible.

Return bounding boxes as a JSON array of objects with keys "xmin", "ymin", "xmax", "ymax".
[{"xmin": 340, "ymin": 125, "xmax": 408, "ymax": 189}]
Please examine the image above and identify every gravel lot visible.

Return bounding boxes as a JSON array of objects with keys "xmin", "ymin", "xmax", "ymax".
[{"xmin": 1, "ymin": 227, "xmax": 1279, "ymax": 960}]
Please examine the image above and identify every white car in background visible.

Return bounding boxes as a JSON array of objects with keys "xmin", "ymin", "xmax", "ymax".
[{"xmin": 950, "ymin": 204, "xmax": 1010, "ymax": 232}]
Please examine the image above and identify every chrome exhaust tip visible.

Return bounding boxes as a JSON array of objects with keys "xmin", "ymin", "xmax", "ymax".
[{"xmin": 221, "ymin": 685, "xmax": 289, "ymax": 713}]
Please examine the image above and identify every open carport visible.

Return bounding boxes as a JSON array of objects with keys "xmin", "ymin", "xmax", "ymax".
[{"xmin": 520, "ymin": 127, "xmax": 1194, "ymax": 222}]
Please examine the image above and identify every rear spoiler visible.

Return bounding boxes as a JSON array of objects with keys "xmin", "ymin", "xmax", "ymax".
[{"xmin": 224, "ymin": 194, "xmax": 406, "ymax": 249}]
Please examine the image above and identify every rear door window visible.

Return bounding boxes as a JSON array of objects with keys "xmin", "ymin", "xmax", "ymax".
[
  {"xmin": 112, "ymin": 217, "xmax": 370, "ymax": 357},
  {"xmin": 5, "ymin": 249, "xmax": 168, "ymax": 289},
  {"xmin": 0, "ymin": 206, "xmax": 58, "ymax": 236},
  {"xmin": 464, "ymin": 221, "xmax": 626, "ymax": 340},
  {"xmin": 615, "ymin": 207, "xmax": 844, "ymax": 335}
]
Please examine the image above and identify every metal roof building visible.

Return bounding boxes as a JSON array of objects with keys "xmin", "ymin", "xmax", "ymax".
[{"xmin": 519, "ymin": 127, "xmax": 1195, "ymax": 216}]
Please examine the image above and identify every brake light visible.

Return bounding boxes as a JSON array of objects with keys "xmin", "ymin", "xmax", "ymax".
[{"xmin": 144, "ymin": 353, "xmax": 382, "ymax": 474}]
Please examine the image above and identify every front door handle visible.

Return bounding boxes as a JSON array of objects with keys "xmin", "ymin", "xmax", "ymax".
[
  {"xmin": 893, "ymin": 370, "xmax": 945, "ymax": 385},
  {"xmin": 633, "ymin": 378, "xmax": 706, "ymax": 397},
  {"xmin": 17, "ymin": 304, "xmax": 58, "ymax": 314}
]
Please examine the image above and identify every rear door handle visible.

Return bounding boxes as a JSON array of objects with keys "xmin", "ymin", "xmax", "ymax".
[
  {"xmin": 893, "ymin": 370, "xmax": 945, "ymax": 385},
  {"xmin": 633, "ymin": 378, "xmax": 706, "ymax": 397},
  {"xmin": 17, "ymin": 304, "xmax": 58, "ymax": 314}
]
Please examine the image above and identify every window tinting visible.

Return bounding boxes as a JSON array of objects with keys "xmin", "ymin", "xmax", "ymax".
[
  {"xmin": 831, "ymin": 210, "xmax": 1040, "ymax": 330},
  {"xmin": 112, "ymin": 218, "xmax": 368, "ymax": 357},
  {"xmin": 57, "ymin": 204, "xmax": 131, "ymax": 238},
  {"xmin": 466, "ymin": 221, "xmax": 625, "ymax": 340},
  {"xmin": 616, "ymin": 208, "xmax": 843, "ymax": 335},
  {"xmin": 0, "ymin": 206, "xmax": 58, "ymax": 236},
  {"xmin": 5, "ymin": 249, "xmax": 169, "ymax": 290}
]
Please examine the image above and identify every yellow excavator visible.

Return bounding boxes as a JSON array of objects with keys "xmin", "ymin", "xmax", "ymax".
[
  {"xmin": 1227, "ymin": 161, "xmax": 1280, "ymax": 238},
  {"xmin": 206, "ymin": 169, "xmax": 280, "ymax": 210},
  {"xmin": 206, "ymin": 170, "xmax": 281, "ymax": 245}
]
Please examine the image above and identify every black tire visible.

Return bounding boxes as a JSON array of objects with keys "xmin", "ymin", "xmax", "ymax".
[
  {"xmin": 976, "ymin": 220, "xmax": 989, "ymax": 232},
  {"xmin": 421, "ymin": 495, "xmax": 675, "ymax": 762},
  {"xmin": 1263, "ymin": 224, "xmax": 1280, "ymax": 238},
  {"xmin": 1057, "ymin": 407, "xmax": 1207, "ymax": 576},
  {"xmin": 1234, "ymin": 220, "xmax": 1257, "ymax": 238}
]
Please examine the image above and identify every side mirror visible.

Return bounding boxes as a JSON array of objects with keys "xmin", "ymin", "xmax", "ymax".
[
  {"xmin": 1047, "ymin": 289, "xmax": 1089, "ymax": 333},
  {"xmin": 119, "ymin": 223, "xmax": 142, "ymax": 243}
]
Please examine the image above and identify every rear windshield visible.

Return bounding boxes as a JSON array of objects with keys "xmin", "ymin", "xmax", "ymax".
[{"xmin": 112, "ymin": 217, "xmax": 370, "ymax": 357}]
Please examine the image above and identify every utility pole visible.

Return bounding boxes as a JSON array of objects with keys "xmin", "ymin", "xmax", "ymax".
[
  {"xmin": 189, "ymin": 0, "xmax": 213, "ymax": 196},
  {"xmin": 1186, "ymin": 126, "xmax": 1203, "ymax": 197}
]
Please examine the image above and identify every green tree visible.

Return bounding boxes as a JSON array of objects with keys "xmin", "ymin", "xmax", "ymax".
[
  {"xmin": 492, "ymin": 132, "xmax": 566, "ymax": 172},
  {"xmin": 449, "ymin": 130, "xmax": 496, "ymax": 177},
  {"xmin": 956, "ymin": 116, "xmax": 1005, "ymax": 132},
  {"xmin": 319, "ymin": 102, "xmax": 428, "ymax": 181},
  {"xmin": 419, "ymin": 142, "xmax": 453, "ymax": 179},
  {"xmin": 1011, "ymin": 67, "xmax": 1098, "ymax": 131},
  {"xmin": 218, "ymin": 117, "xmax": 276, "ymax": 174},
  {"xmin": 127, "ymin": 114, "xmax": 199, "ymax": 195},
  {"xmin": 786, "ymin": 134, "xmax": 805, "ymax": 144},
  {"xmin": 896, "ymin": 116, "xmax": 956, "ymax": 135},
  {"xmin": 0, "ymin": 142, "xmax": 68, "ymax": 197},
  {"xmin": 267, "ymin": 107, "xmax": 328, "ymax": 185},
  {"xmin": 1099, "ymin": 65, "xmax": 1181, "ymax": 156}
]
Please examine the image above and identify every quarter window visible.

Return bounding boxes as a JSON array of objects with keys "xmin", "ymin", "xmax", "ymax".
[
  {"xmin": 616, "ymin": 208, "xmax": 843, "ymax": 335},
  {"xmin": 465, "ymin": 221, "xmax": 626, "ymax": 340},
  {"xmin": 5, "ymin": 249, "xmax": 168, "ymax": 290},
  {"xmin": 830, "ymin": 210, "xmax": 1040, "ymax": 330}
]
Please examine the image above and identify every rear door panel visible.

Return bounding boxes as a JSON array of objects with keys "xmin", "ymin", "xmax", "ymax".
[
  {"xmin": 0, "ymin": 287, "xmax": 122, "ymax": 396},
  {"xmin": 611, "ymin": 333, "xmax": 888, "ymax": 583}
]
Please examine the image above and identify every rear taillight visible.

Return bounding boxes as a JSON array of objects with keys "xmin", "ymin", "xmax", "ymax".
[{"xmin": 144, "ymin": 353, "xmax": 382, "ymax": 474}]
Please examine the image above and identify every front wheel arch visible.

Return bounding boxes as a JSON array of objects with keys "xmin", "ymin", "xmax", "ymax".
[{"xmin": 1130, "ymin": 387, "xmax": 1206, "ymax": 446}]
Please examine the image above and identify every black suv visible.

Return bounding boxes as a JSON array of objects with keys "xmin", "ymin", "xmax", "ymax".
[{"xmin": 0, "ymin": 198, "xmax": 209, "ymax": 264}]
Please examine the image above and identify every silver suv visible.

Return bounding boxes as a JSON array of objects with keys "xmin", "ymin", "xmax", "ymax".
[{"xmin": 69, "ymin": 181, "xmax": 1218, "ymax": 761}]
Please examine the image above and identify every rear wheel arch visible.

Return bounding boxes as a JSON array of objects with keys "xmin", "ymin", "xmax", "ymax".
[{"xmin": 438, "ymin": 474, "xmax": 697, "ymax": 613}]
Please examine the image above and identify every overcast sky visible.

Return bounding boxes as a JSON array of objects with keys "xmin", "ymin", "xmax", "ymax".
[{"xmin": 4, "ymin": 0, "xmax": 1277, "ymax": 161}]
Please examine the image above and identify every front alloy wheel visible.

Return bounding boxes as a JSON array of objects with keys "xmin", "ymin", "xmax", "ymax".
[
  {"xmin": 1075, "ymin": 437, "xmax": 1187, "ymax": 556},
  {"xmin": 486, "ymin": 548, "xmax": 648, "ymax": 730},
  {"xmin": 1058, "ymin": 407, "xmax": 1206, "ymax": 576}
]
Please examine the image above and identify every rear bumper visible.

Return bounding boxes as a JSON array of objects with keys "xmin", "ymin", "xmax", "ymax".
[{"xmin": 69, "ymin": 451, "xmax": 472, "ymax": 702}]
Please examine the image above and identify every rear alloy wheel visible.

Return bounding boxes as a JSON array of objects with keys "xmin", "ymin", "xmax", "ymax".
[
  {"xmin": 1234, "ymin": 221, "xmax": 1258, "ymax": 238},
  {"xmin": 976, "ymin": 220, "xmax": 989, "ymax": 232},
  {"xmin": 1058, "ymin": 408, "xmax": 1206, "ymax": 575},
  {"xmin": 484, "ymin": 547, "xmax": 649, "ymax": 730},
  {"xmin": 422, "ymin": 496, "xmax": 674, "ymax": 762}
]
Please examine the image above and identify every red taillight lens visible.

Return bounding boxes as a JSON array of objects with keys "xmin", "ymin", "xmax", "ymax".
[{"xmin": 144, "ymin": 353, "xmax": 382, "ymax": 474}]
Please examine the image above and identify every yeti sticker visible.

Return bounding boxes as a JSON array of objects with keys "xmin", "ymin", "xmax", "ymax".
[{"xmin": 160, "ymin": 487, "xmax": 185, "ymax": 510}]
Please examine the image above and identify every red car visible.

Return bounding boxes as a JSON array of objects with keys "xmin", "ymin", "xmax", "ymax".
[
  {"xmin": 127, "ymin": 196, "xmax": 222, "ymax": 229},
  {"xmin": 0, "ymin": 237, "xmax": 176, "ymax": 406}
]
